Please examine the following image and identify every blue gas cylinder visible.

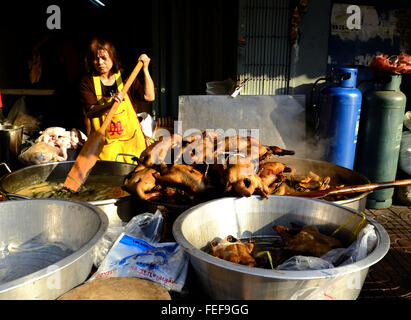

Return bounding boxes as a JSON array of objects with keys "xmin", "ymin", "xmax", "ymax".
[{"xmin": 317, "ymin": 67, "xmax": 362, "ymax": 169}]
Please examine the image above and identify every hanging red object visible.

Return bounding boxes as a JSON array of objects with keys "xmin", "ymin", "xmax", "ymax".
[{"xmin": 369, "ymin": 53, "xmax": 411, "ymax": 74}]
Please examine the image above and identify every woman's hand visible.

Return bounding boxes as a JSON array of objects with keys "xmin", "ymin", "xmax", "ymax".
[
  {"xmin": 112, "ymin": 91, "xmax": 124, "ymax": 103},
  {"xmin": 138, "ymin": 54, "xmax": 151, "ymax": 70}
]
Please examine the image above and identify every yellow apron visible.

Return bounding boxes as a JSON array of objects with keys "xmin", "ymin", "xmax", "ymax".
[{"xmin": 91, "ymin": 71, "xmax": 147, "ymax": 163}]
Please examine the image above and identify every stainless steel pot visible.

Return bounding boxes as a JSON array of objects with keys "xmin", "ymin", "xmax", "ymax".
[
  {"xmin": 172, "ymin": 196, "xmax": 390, "ymax": 300},
  {"xmin": 0, "ymin": 199, "xmax": 108, "ymax": 299},
  {"xmin": 0, "ymin": 160, "xmax": 139, "ymax": 224},
  {"xmin": 0, "ymin": 125, "xmax": 23, "ymax": 170},
  {"xmin": 273, "ymin": 156, "xmax": 371, "ymax": 211}
]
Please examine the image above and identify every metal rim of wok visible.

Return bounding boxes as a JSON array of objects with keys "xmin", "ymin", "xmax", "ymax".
[
  {"xmin": 0, "ymin": 199, "xmax": 108, "ymax": 294},
  {"xmin": 172, "ymin": 195, "xmax": 390, "ymax": 280}
]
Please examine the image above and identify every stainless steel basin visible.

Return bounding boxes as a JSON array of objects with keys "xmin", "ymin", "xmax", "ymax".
[
  {"xmin": 172, "ymin": 196, "xmax": 390, "ymax": 300},
  {"xmin": 0, "ymin": 199, "xmax": 108, "ymax": 299},
  {"xmin": 0, "ymin": 160, "xmax": 139, "ymax": 224}
]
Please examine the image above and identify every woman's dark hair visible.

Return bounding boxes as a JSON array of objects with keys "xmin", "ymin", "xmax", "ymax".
[{"xmin": 85, "ymin": 38, "xmax": 120, "ymax": 75}]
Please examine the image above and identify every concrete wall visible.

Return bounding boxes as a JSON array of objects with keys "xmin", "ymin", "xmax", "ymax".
[{"xmin": 289, "ymin": 0, "xmax": 332, "ymax": 101}]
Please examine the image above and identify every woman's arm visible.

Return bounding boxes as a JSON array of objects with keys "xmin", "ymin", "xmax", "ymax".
[
  {"xmin": 86, "ymin": 102, "xmax": 113, "ymax": 118},
  {"xmin": 79, "ymin": 76, "xmax": 116, "ymax": 118},
  {"xmin": 138, "ymin": 54, "xmax": 155, "ymax": 102}
]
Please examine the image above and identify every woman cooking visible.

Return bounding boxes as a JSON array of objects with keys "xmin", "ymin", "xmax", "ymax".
[{"xmin": 79, "ymin": 37, "xmax": 155, "ymax": 163}]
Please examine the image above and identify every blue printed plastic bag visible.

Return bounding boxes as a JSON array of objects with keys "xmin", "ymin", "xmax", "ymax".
[{"xmin": 88, "ymin": 210, "xmax": 188, "ymax": 292}]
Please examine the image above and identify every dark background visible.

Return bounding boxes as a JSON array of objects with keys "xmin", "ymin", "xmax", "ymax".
[
  {"xmin": 0, "ymin": 1, "xmax": 156, "ymax": 131},
  {"xmin": 1, "ymin": 0, "xmax": 411, "ymax": 133},
  {"xmin": 0, "ymin": 0, "xmax": 239, "ymax": 132}
]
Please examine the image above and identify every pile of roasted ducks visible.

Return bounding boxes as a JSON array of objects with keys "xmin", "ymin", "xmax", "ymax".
[
  {"xmin": 124, "ymin": 130, "xmax": 297, "ymax": 204},
  {"xmin": 209, "ymin": 224, "xmax": 343, "ymax": 269}
]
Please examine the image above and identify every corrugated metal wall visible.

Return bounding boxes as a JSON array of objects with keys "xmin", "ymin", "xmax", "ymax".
[
  {"xmin": 152, "ymin": 0, "xmax": 238, "ymax": 118},
  {"xmin": 152, "ymin": 0, "xmax": 291, "ymax": 117},
  {"xmin": 238, "ymin": 0, "xmax": 292, "ymax": 95}
]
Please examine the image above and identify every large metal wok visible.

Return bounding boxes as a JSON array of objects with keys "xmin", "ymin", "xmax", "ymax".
[
  {"xmin": 139, "ymin": 157, "xmax": 372, "ymax": 216},
  {"xmin": 0, "ymin": 160, "xmax": 140, "ymax": 224},
  {"xmin": 272, "ymin": 156, "xmax": 370, "ymax": 212},
  {"xmin": 172, "ymin": 196, "xmax": 390, "ymax": 300},
  {"xmin": 150, "ymin": 156, "xmax": 371, "ymax": 215},
  {"xmin": 0, "ymin": 199, "xmax": 108, "ymax": 299}
]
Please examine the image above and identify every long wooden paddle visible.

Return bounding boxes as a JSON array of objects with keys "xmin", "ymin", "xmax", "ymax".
[
  {"xmin": 291, "ymin": 178, "xmax": 411, "ymax": 199},
  {"xmin": 63, "ymin": 61, "xmax": 143, "ymax": 192}
]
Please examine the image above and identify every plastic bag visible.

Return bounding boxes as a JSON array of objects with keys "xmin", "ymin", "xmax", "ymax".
[
  {"xmin": 276, "ymin": 256, "xmax": 334, "ymax": 271},
  {"xmin": 275, "ymin": 224, "xmax": 377, "ymax": 271},
  {"xmin": 92, "ymin": 220, "xmax": 127, "ymax": 268},
  {"xmin": 18, "ymin": 142, "xmax": 63, "ymax": 165},
  {"xmin": 88, "ymin": 210, "xmax": 189, "ymax": 292},
  {"xmin": 138, "ymin": 112, "xmax": 155, "ymax": 141},
  {"xmin": 206, "ymin": 78, "xmax": 236, "ymax": 95},
  {"xmin": 399, "ymin": 111, "xmax": 411, "ymax": 176},
  {"xmin": 399, "ymin": 131, "xmax": 411, "ymax": 175},
  {"xmin": 7, "ymin": 96, "xmax": 41, "ymax": 132},
  {"xmin": 18, "ymin": 127, "xmax": 87, "ymax": 165},
  {"xmin": 6, "ymin": 96, "xmax": 26, "ymax": 125},
  {"xmin": 396, "ymin": 184, "xmax": 411, "ymax": 206},
  {"xmin": 321, "ymin": 224, "xmax": 377, "ymax": 267},
  {"xmin": 397, "ymin": 111, "xmax": 411, "ymax": 205},
  {"xmin": 403, "ymin": 111, "xmax": 411, "ymax": 131}
]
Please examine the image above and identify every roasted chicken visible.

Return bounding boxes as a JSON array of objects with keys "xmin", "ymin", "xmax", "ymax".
[
  {"xmin": 124, "ymin": 165, "xmax": 161, "ymax": 201},
  {"xmin": 233, "ymin": 174, "xmax": 267, "ymax": 197},
  {"xmin": 274, "ymin": 225, "xmax": 343, "ymax": 257},
  {"xmin": 157, "ymin": 163, "xmax": 207, "ymax": 193},
  {"xmin": 217, "ymin": 135, "xmax": 295, "ymax": 162},
  {"xmin": 257, "ymin": 161, "xmax": 291, "ymax": 194},
  {"xmin": 174, "ymin": 131, "xmax": 295, "ymax": 166},
  {"xmin": 291, "ymin": 171, "xmax": 331, "ymax": 192},
  {"xmin": 127, "ymin": 130, "xmax": 298, "ymax": 201},
  {"xmin": 272, "ymin": 171, "xmax": 332, "ymax": 196},
  {"xmin": 224, "ymin": 155, "xmax": 267, "ymax": 197},
  {"xmin": 139, "ymin": 133, "xmax": 183, "ymax": 167},
  {"xmin": 224, "ymin": 155, "xmax": 255, "ymax": 187},
  {"xmin": 178, "ymin": 131, "xmax": 219, "ymax": 165},
  {"xmin": 210, "ymin": 235, "xmax": 256, "ymax": 267}
]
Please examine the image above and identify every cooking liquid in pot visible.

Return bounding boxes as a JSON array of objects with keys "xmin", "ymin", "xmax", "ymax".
[{"xmin": 15, "ymin": 181, "xmax": 130, "ymax": 202}]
